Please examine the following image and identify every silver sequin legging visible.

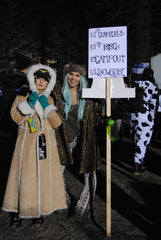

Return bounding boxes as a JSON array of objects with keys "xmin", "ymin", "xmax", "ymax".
[{"xmin": 61, "ymin": 137, "xmax": 97, "ymax": 220}]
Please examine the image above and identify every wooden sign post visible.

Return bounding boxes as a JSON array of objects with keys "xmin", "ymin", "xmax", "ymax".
[
  {"xmin": 82, "ymin": 76, "xmax": 134, "ymax": 237},
  {"xmin": 106, "ymin": 77, "xmax": 111, "ymax": 237},
  {"xmin": 83, "ymin": 26, "xmax": 131, "ymax": 237}
]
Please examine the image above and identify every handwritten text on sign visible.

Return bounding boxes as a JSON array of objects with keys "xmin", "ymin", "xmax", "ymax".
[{"xmin": 88, "ymin": 26, "xmax": 127, "ymax": 78}]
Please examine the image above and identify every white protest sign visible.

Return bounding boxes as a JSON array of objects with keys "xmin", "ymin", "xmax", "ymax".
[
  {"xmin": 151, "ymin": 54, "xmax": 161, "ymax": 112},
  {"xmin": 151, "ymin": 53, "xmax": 161, "ymax": 89},
  {"xmin": 88, "ymin": 26, "xmax": 127, "ymax": 78},
  {"xmin": 82, "ymin": 26, "xmax": 134, "ymax": 238},
  {"xmin": 82, "ymin": 26, "xmax": 135, "ymax": 99}
]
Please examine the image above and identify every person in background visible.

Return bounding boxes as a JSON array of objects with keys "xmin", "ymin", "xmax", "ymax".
[
  {"xmin": 1, "ymin": 54, "xmax": 33, "ymax": 118},
  {"xmin": 7, "ymin": 53, "xmax": 33, "ymax": 94},
  {"xmin": 2, "ymin": 64, "xmax": 67, "ymax": 227},
  {"xmin": 53, "ymin": 63, "xmax": 102, "ymax": 221},
  {"xmin": 129, "ymin": 67, "xmax": 159, "ymax": 175},
  {"xmin": 0, "ymin": 54, "xmax": 33, "ymax": 140},
  {"xmin": 0, "ymin": 54, "xmax": 34, "ymax": 198}
]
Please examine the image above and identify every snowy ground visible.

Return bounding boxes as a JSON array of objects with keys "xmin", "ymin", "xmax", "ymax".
[{"xmin": 0, "ymin": 134, "xmax": 161, "ymax": 240}]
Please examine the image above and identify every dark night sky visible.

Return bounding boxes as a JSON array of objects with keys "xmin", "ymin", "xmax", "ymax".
[
  {"xmin": 1, "ymin": 0, "xmax": 161, "ymax": 71},
  {"xmin": 0, "ymin": 0, "xmax": 117, "ymax": 67}
]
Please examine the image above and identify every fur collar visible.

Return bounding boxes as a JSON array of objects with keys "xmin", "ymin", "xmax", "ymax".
[
  {"xmin": 27, "ymin": 63, "xmax": 56, "ymax": 97},
  {"xmin": 26, "ymin": 64, "xmax": 57, "ymax": 131}
]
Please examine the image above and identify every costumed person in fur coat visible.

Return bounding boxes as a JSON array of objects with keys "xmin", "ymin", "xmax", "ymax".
[
  {"xmin": 2, "ymin": 64, "xmax": 67, "ymax": 227},
  {"xmin": 53, "ymin": 63, "xmax": 102, "ymax": 221}
]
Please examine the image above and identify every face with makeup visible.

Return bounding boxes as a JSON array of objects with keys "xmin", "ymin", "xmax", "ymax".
[
  {"xmin": 67, "ymin": 72, "xmax": 80, "ymax": 89},
  {"xmin": 35, "ymin": 77, "xmax": 48, "ymax": 93}
]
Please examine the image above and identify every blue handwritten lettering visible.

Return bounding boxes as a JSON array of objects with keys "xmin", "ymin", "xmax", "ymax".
[
  {"xmin": 94, "ymin": 55, "xmax": 126, "ymax": 64},
  {"xmin": 103, "ymin": 42, "xmax": 120, "ymax": 51},
  {"xmin": 96, "ymin": 68, "xmax": 125, "ymax": 77},
  {"xmin": 96, "ymin": 30, "xmax": 125, "ymax": 38}
]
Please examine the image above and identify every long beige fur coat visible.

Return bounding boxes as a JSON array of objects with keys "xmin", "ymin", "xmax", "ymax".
[{"xmin": 2, "ymin": 64, "xmax": 67, "ymax": 218}]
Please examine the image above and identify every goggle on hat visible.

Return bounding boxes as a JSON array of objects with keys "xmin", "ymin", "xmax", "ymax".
[{"xmin": 34, "ymin": 69, "xmax": 51, "ymax": 82}]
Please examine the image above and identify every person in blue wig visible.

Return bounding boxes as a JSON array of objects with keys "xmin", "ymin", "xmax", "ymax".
[{"xmin": 53, "ymin": 63, "xmax": 102, "ymax": 220}]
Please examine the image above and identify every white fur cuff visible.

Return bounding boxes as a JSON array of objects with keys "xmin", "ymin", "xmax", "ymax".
[
  {"xmin": 18, "ymin": 100, "xmax": 35, "ymax": 116},
  {"xmin": 43, "ymin": 105, "xmax": 57, "ymax": 119}
]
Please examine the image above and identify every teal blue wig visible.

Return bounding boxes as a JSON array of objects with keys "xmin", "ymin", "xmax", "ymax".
[{"xmin": 62, "ymin": 74, "xmax": 88, "ymax": 121}]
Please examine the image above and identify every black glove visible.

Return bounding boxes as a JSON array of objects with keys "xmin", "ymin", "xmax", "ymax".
[{"xmin": 17, "ymin": 84, "xmax": 30, "ymax": 96}]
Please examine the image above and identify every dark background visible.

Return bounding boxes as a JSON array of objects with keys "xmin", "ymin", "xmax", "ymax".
[
  {"xmin": 0, "ymin": 0, "xmax": 161, "ymax": 77},
  {"xmin": 1, "ymin": 1, "xmax": 161, "ymax": 239}
]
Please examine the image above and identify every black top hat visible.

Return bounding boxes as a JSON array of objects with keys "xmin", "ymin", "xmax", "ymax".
[
  {"xmin": 142, "ymin": 68, "xmax": 155, "ymax": 83},
  {"xmin": 143, "ymin": 68, "xmax": 154, "ymax": 77},
  {"xmin": 16, "ymin": 54, "xmax": 33, "ymax": 70}
]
